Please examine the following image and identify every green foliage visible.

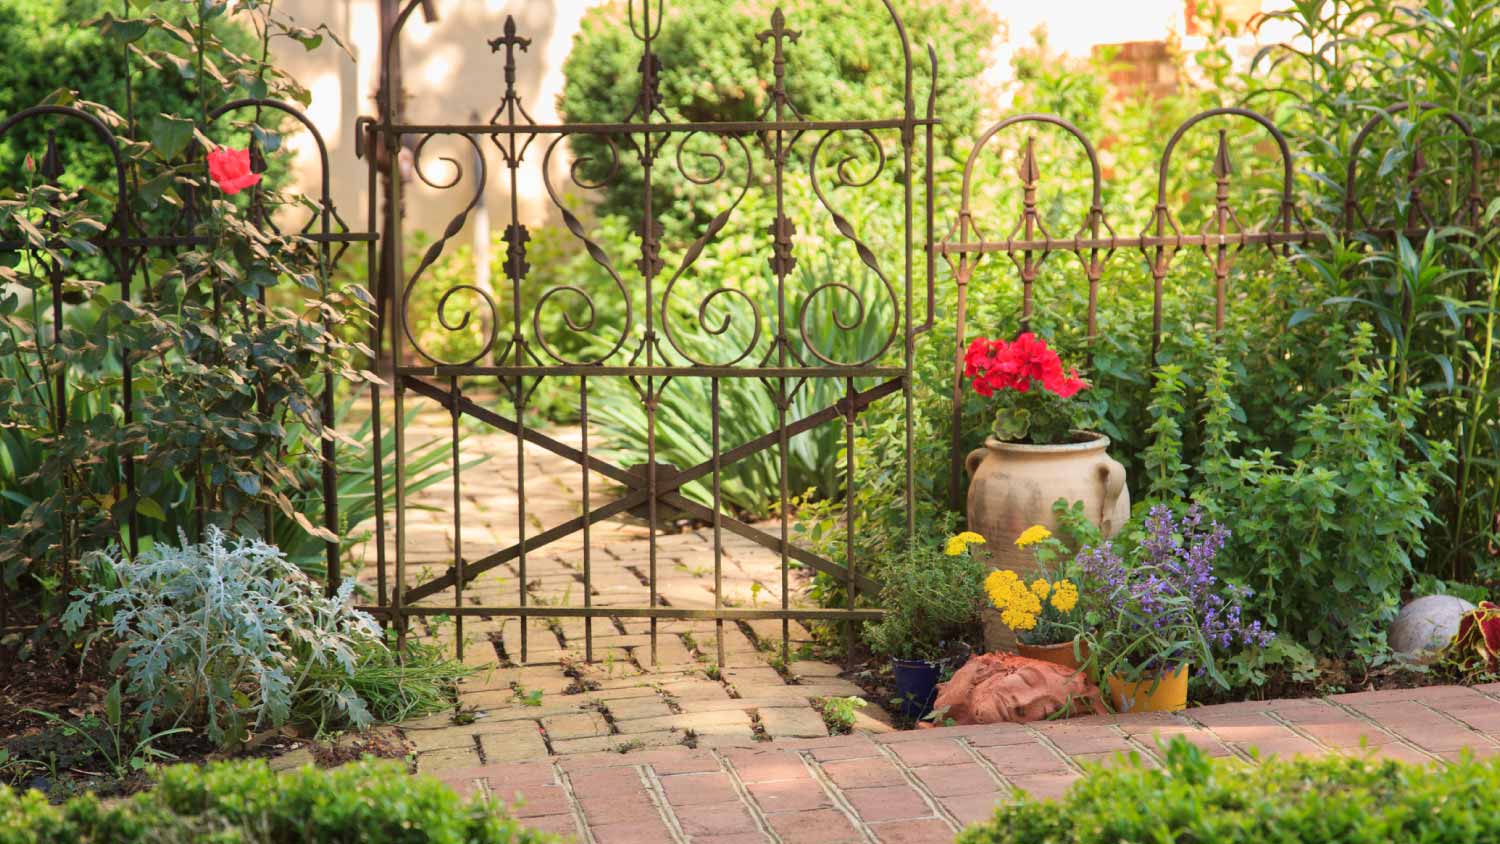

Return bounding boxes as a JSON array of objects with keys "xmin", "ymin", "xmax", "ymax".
[
  {"xmin": 0, "ymin": 757, "xmax": 556, "ymax": 843},
  {"xmin": 59, "ymin": 529, "xmax": 463, "ymax": 749},
  {"xmin": 0, "ymin": 2, "xmax": 373, "ymax": 617},
  {"xmin": 863, "ymin": 535, "xmax": 985, "ymax": 662},
  {"xmin": 0, "ymin": 0, "xmax": 263, "ymax": 186},
  {"xmin": 819, "ymin": 695, "xmax": 866, "ymax": 734},
  {"xmin": 1253, "ymin": 1, "xmax": 1500, "ymax": 581},
  {"xmin": 1153, "ymin": 326, "xmax": 1451, "ymax": 664},
  {"xmin": 1142, "ymin": 364, "xmax": 1189, "ymax": 501},
  {"xmin": 958, "ymin": 737, "xmax": 1500, "ymax": 844},
  {"xmin": 21, "ymin": 681, "xmax": 190, "ymax": 782},
  {"xmin": 560, "ymin": 0, "xmax": 998, "ymax": 226}
]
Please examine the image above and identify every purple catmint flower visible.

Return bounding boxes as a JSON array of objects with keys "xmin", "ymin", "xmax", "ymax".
[{"xmin": 1077, "ymin": 504, "xmax": 1273, "ymax": 666}]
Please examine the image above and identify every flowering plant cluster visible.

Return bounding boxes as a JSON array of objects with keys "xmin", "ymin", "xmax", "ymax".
[
  {"xmin": 965, "ymin": 333, "xmax": 1089, "ymax": 444},
  {"xmin": 962, "ymin": 525, "xmax": 1085, "ymax": 646},
  {"xmin": 1073, "ymin": 504, "xmax": 1272, "ymax": 686}
]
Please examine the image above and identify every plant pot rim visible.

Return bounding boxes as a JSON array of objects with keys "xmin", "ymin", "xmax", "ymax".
[
  {"xmin": 891, "ymin": 657, "xmax": 943, "ymax": 669},
  {"xmin": 1108, "ymin": 662, "xmax": 1190, "ymax": 683},
  {"xmin": 983, "ymin": 431, "xmax": 1110, "ymax": 454}
]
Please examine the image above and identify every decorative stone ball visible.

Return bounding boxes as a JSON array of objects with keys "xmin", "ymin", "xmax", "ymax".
[{"xmin": 1388, "ymin": 595, "xmax": 1476, "ymax": 657}]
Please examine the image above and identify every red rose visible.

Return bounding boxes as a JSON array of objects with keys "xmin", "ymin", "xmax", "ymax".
[{"xmin": 206, "ymin": 146, "xmax": 262, "ymax": 195}]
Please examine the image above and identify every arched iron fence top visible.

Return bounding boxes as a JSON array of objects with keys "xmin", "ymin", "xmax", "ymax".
[
  {"xmin": 937, "ymin": 101, "xmax": 1494, "ymax": 510},
  {"xmin": 1342, "ymin": 101, "xmax": 1485, "ymax": 231},
  {"xmin": 0, "ymin": 105, "xmax": 133, "ymax": 236}
]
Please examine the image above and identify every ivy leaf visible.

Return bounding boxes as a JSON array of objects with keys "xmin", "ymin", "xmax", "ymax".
[{"xmin": 149, "ymin": 114, "xmax": 195, "ymax": 160}]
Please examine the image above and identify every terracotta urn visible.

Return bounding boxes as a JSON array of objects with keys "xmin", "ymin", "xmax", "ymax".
[{"xmin": 966, "ymin": 433, "xmax": 1128, "ymax": 650}]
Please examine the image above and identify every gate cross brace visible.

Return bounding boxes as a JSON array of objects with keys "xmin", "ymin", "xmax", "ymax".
[{"xmin": 397, "ymin": 373, "xmax": 894, "ymax": 604}]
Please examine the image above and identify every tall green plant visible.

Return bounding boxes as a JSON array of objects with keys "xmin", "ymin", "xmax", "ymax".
[{"xmin": 1153, "ymin": 326, "xmax": 1451, "ymax": 662}]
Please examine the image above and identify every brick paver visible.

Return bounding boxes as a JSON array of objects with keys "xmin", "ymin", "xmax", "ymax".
[{"xmin": 418, "ymin": 684, "xmax": 1500, "ymax": 844}]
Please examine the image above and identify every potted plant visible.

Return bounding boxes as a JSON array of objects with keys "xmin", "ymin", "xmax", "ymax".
[
  {"xmin": 864, "ymin": 534, "xmax": 987, "ymax": 720},
  {"xmin": 980, "ymin": 525, "xmax": 1088, "ymax": 670},
  {"xmin": 962, "ymin": 333, "xmax": 1128, "ymax": 649},
  {"xmin": 1072, "ymin": 504, "xmax": 1272, "ymax": 712}
]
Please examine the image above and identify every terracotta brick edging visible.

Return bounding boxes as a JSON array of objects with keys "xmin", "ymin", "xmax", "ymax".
[{"xmin": 436, "ymin": 684, "xmax": 1500, "ymax": 843}]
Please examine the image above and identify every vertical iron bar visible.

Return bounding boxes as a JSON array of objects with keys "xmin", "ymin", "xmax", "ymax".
[
  {"xmin": 642, "ymin": 0, "xmax": 659, "ymax": 668},
  {"xmin": 843, "ymin": 377, "xmax": 856, "ymax": 668},
  {"xmin": 580, "ymin": 376, "xmax": 593, "ymax": 663},
  {"xmin": 367, "ymin": 121, "xmax": 389, "ymax": 613},
  {"xmin": 386, "ymin": 120, "xmax": 409, "ymax": 652},
  {"xmin": 121, "ymin": 0, "xmax": 139, "ymax": 559},
  {"xmin": 902, "ymin": 46, "xmax": 917, "ymax": 544},
  {"xmin": 948, "ymin": 272, "xmax": 969, "ymax": 512},
  {"xmin": 712, "ymin": 377, "xmax": 725, "ymax": 668},
  {"xmin": 516, "ymin": 373, "xmax": 528, "ymax": 662},
  {"xmin": 450, "ymin": 376, "xmax": 464, "ymax": 660}
]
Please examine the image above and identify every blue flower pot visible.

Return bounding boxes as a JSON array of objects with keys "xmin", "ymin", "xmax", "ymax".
[{"xmin": 891, "ymin": 658, "xmax": 942, "ymax": 720}]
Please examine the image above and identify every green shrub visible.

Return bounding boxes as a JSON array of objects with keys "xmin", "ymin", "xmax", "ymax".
[
  {"xmin": 863, "ymin": 535, "xmax": 985, "ymax": 662},
  {"xmin": 958, "ymin": 738, "xmax": 1500, "ymax": 844},
  {"xmin": 61, "ymin": 529, "xmax": 465, "ymax": 748},
  {"xmin": 1145, "ymin": 327, "xmax": 1451, "ymax": 665},
  {"xmin": 0, "ymin": 758, "xmax": 555, "ymax": 843},
  {"xmin": 560, "ymin": 0, "xmax": 998, "ymax": 226}
]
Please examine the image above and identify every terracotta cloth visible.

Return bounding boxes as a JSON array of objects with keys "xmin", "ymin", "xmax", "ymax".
[{"xmin": 930, "ymin": 652, "xmax": 1104, "ymax": 725}]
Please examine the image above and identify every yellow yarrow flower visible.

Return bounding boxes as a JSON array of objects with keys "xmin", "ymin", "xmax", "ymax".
[
  {"xmin": 1029, "ymin": 578, "xmax": 1051, "ymax": 600},
  {"xmin": 1014, "ymin": 525, "xmax": 1052, "ymax": 548},
  {"xmin": 944, "ymin": 531, "xmax": 987, "ymax": 556},
  {"xmin": 1050, "ymin": 579, "xmax": 1079, "ymax": 613}
]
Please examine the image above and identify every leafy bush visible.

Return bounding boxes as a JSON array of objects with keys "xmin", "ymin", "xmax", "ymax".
[
  {"xmin": 1154, "ymin": 328, "xmax": 1451, "ymax": 663},
  {"xmin": 60, "ymin": 529, "xmax": 459, "ymax": 748},
  {"xmin": 959, "ymin": 737, "xmax": 1500, "ymax": 844},
  {"xmin": 0, "ymin": 3, "xmax": 370, "ymax": 620},
  {"xmin": 863, "ymin": 534, "xmax": 985, "ymax": 662},
  {"xmin": 0, "ymin": 758, "xmax": 555, "ymax": 843}
]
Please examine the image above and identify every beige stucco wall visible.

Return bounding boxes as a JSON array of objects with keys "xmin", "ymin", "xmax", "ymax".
[{"xmin": 270, "ymin": 0, "xmax": 1274, "ymax": 238}]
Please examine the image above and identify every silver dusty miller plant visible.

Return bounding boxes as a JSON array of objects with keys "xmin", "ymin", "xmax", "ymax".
[{"xmin": 63, "ymin": 527, "xmax": 381, "ymax": 747}]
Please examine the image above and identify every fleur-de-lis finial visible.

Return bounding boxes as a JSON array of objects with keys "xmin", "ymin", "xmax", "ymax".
[
  {"xmin": 757, "ymin": 8, "xmax": 800, "ymax": 111},
  {"xmin": 488, "ymin": 16, "xmax": 532, "ymax": 93}
]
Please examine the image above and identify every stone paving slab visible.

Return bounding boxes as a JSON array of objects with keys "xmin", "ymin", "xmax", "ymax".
[{"xmin": 426, "ymin": 684, "xmax": 1500, "ymax": 844}]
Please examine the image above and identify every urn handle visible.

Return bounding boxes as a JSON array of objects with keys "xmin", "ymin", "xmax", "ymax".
[
  {"xmin": 1097, "ymin": 455, "xmax": 1127, "ymax": 520},
  {"xmin": 965, "ymin": 447, "xmax": 988, "ymax": 478}
]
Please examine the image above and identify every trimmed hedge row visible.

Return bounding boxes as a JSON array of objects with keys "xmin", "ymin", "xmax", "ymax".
[
  {"xmin": 959, "ymin": 739, "xmax": 1500, "ymax": 844},
  {"xmin": 0, "ymin": 759, "xmax": 554, "ymax": 844}
]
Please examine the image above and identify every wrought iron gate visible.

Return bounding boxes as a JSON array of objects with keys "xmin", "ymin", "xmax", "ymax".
[{"xmin": 366, "ymin": 0, "xmax": 935, "ymax": 664}]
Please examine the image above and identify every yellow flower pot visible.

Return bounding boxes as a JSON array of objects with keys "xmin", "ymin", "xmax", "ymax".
[{"xmin": 1106, "ymin": 664, "xmax": 1189, "ymax": 712}]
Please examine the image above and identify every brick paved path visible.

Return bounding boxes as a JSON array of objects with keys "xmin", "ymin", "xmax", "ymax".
[
  {"xmin": 334, "ymin": 407, "xmax": 893, "ymax": 770},
  {"xmin": 427, "ymin": 684, "xmax": 1500, "ymax": 844}
]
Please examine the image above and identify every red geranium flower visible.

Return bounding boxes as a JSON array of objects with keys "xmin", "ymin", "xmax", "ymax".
[
  {"xmin": 206, "ymin": 146, "xmax": 262, "ymax": 195},
  {"xmin": 966, "ymin": 332, "xmax": 1088, "ymax": 399}
]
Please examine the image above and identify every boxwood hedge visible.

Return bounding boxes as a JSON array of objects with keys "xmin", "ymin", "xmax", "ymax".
[
  {"xmin": 0, "ymin": 758, "xmax": 554, "ymax": 844},
  {"xmin": 959, "ymin": 738, "xmax": 1500, "ymax": 844}
]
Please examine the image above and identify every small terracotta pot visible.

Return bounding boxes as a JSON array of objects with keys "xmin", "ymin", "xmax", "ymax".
[
  {"xmin": 1106, "ymin": 664, "xmax": 1189, "ymax": 712},
  {"xmin": 1017, "ymin": 639, "xmax": 1089, "ymax": 672}
]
